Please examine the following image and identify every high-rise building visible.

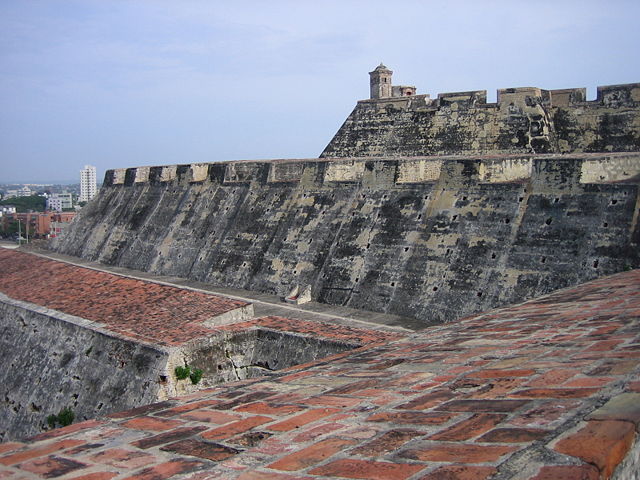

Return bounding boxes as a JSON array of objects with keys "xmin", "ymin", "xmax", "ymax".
[{"xmin": 79, "ymin": 165, "xmax": 97, "ymax": 203}]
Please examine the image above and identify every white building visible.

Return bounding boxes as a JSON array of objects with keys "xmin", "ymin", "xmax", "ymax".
[
  {"xmin": 47, "ymin": 193, "xmax": 73, "ymax": 212},
  {"xmin": 79, "ymin": 165, "xmax": 97, "ymax": 202}
]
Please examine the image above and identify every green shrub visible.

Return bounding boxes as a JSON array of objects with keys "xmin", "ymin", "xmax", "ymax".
[
  {"xmin": 174, "ymin": 365, "xmax": 190, "ymax": 380},
  {"xmin": 46, "ymin": 407, "xmax": 75, "ymax": 429},
  {"xmin": 189, "ymin": 368, "xmax": 203, "ymax": 385}
]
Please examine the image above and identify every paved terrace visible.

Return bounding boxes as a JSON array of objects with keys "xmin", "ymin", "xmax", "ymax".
[
  {"xmin": 0, "ymin": 267, "xmax": 639, "ymax": 479},
  {"xmin": 0, "ymin": 249, "xmax": 399, "ymax": 349}
]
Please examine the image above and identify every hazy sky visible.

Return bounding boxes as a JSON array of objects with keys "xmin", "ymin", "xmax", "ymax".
[{"xmin": 1, "ymin": 0, "xmax": 639, "ymax": 183}]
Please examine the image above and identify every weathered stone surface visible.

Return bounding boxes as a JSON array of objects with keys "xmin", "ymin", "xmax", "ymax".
[
  {"xmin": 321, "ymin": 83, "xmax": 640, "ymax": 157},
  {"xmin": 51, "ymin": 155, "xmax": 640, "ymax": 326}
]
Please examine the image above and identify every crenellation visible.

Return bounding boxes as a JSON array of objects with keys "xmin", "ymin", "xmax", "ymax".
[
  {"xmin": 98, "ymin": 154, "xmax": 640, "ymax": 193},
  {"xmin": 322, "ymin": 66, "xmax": 640, "ymax": 157},
  {"xmin": 134, "ymin": 166, "xmax": 150, "ymax": 183}
]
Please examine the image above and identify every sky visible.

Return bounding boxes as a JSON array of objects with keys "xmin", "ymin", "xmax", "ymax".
[{"xmin": 1, "ymin": 0, "xmax": 639, "ymax": 183}]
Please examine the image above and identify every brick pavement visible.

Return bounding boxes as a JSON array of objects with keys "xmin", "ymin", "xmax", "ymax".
[
  {"xmin": 0, "ymin": 265, "xmax": 639, "ymax": 478},
  {"xmin": 0, "ymin": 249, "xmax": 249, "ymax": 346}
]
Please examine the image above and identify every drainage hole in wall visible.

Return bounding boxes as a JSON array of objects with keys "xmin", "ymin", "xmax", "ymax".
[
  {"xmin": 545, "ymin": 218, "xmax": 553, "ymax": 225},
  {"xmin": 611, "ymin": 199, "xmax": 618, "ymax": 205},
  {"xmin": 404, "ymin": 247, "xmax": 409, "ymax": 252},
  {"xmin": 554, "ymin": 198, "xmax": 559, "ymax": 203},
  {"xmin": 519, "ymin": 197, "xmax": 524, "ymax": 202},
  {"xmin": 477, "ymin": 291, "xmax": 483, "ymax": 297},
  {"xmin": 355, "ymin": 277, "xmax": 359, "ymax": 283},
  {"xmin": 432, "ymin": 286, "xmax": 438, "ymax": 291},
  {"xmin": 452, "ymin": 215, "xmax": 458, "ymax": 221},
  {"xmin": 541, "ymin": 256, "xmax": 546, "ymax": 264},
  {"xmin": 390, "ymin": 282, "xmax": 395, "ymax": 287},
  {"xmin": 491, "ymin": 253, "xmax": 496, "ymax": 259},
  {"xmin": 366, "ymin": 243, "xmax": 370, "ymax": 249},
  {"xmin": 417, "ymin": 214, "xmax": 422, "ymax": 220},
  {"xmin": 593, "ymin": 259, "xmax": 599, "ymax": 268},
  {"xmin": 603, "ymin": 222, "xmax": 608, "ymax": 228},
  {"xmin": 505, "ymin": 218, "xmax": 510, "ymax": 224}
]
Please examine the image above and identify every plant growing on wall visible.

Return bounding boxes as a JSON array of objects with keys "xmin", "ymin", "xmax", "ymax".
[
  {"xmin": 174, "ymin": 365, "xmax": 190, "ymax": 380},
  {"xmin": 174, "ymin": 364, "xmax": 203, "ymax": 385},
  {"xmin": 189, "ymin": 368, "xmax": 203, "ymax": 385},
  {"xmin": 46, "ymin": 407, "xmax": 75, "ymax": 429}
]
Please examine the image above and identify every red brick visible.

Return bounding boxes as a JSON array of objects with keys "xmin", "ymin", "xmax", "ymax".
[
  {"xmin": 309, "ymin": 459, "xmax": 425, "ymax": 480},
  {"xmin": 468, "ymin": 369, "xmax": 536, "ymax": 378},
  {"xmin": 16, "ymin": 455, "xmax": 88, "ymax": 478},
  {"xmin": 477, "ymin": 427, "xmax": 547, "ymax": 443},
  {"xmin": 120, "ymin": 416, "xmax": 183, "ymax": 431},
  {"xmin": 436, "ymin": 399, "xmax": 529, "ymax": 412},
  {"xmin": 202, "ymin": 415, "xmax": 272, "ymax": 440},
  {"xmin": 179, "ymin": 409, "xmax": 241, "ymax": 424},
  {"xmin": 304, "ymin": 395, "xmax": 362, "ymax": 408},
  {"xmin": 351, "ymin": 429, "xmax": 423, "ymax": 456},
  {"xmin": 67, "ymin": 473, "xmax": 119, "ymax": 480},
  {"xmin": 0, "ymin": 443, "xmax": 23, "ymax": 455},
  {"xmin": 236, "ymin": 471, "xmax": 314, "ymax": 480},
  {"xmin": 86, "ymin": 448, "xmax": 157, "ymax": 469},
  {"xmin": 267, "ymin": 409, "xmax": 339, "ymax": 432},
  {"xmin": 510, "ymin": 400, "xmax": 581, "ymax": 428},
  {"xmin": 529, "ymin": 465, "xmax": 599, "ymax": 480},
  {"xmin": 509, "ymin": 388, "xmax": 599, "ymax": 399},
  {"xmin": 0, "ymin": 439, "xmax": 84, "ymax": 466},
  {"xmin": 160, "ymin": 439, "xmax": 240, "ymax": 461},
  {"xmin": 429, "ymin": 414, "xmax": 506, "ymax": 441},
  {"xmin": 120, "ymin": 459, "xmax": 206, "ymax": 480},
  {"xmin": 29, "ymin": 420, "xmax": 106, "ymax": 442},
  {"xmin": 400, "ymin": 443, "xmax": 516, "ymax": 462},
  {"xmin": 268, "ymin": 438, "xmax": 355, "ymax": 471},
  {"xmin": 554, "ymin": 420, "xmax": 636, "ymax": 478},
  {"xmin": 526, "ymin": 369, "xmax": 581, "ymax": 387},
  {"xmin": 155, "ymin": 400, "xmax": 220, "ymax": 417},
  {"xmin": 418, "ymin": 465, "xmax": 498, "ymax": 480},
  {"xmin": 291, "ymin": 423, "xmax": 347, "ymax": 443},
  {"xmin": 234, "ymin": 402, "xmax": 305, "ymax": 416},
  {"xmin": 396, "ymin": 390, "xmax": 455, "ymax": 410},
  {"xmin": 366, "ymin": 411, "xmax": 457, "ymax": 425},
  {"xmin": 228, "ymin": 431, "xmax": 272, "ymax": 447},
  {"xmin": 131, "ymin": 426, "xmax": 208, "ymax": 449},
  {"xmin": 562, "ymin": 377, "xmax": 614, "ymax": 388}
]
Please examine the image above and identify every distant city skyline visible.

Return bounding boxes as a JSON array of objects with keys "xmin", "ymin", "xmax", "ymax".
[{"xmin": 1, "ymin": 0, "xmax": 640, "ymax": 183}]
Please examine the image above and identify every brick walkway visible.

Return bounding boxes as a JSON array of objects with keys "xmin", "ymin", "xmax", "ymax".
[
  {"xmin": 1, "ymin": 268, "xmax": 639, "ymax": 478},
  {"xmin": 0, "ymin": 249, "xmax": 249, "ymax": 346}
]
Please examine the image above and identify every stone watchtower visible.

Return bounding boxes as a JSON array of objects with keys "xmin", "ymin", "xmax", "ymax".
[{"xmin": 369, "ymin": 63, "xmax": 393, "ymax": 99}]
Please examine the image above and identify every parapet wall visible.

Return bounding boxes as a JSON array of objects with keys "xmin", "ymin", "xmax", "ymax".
[
  {"xmin": 0, "ymin": 294, "xmax": 167, "ymax": 441},
  {"xmin": 52, "ymin": 154, "xmax": 640, "ymax": 326},
  {"xmin": 321, "ymin": 83, "xmax": 640, "ymax": 157}
]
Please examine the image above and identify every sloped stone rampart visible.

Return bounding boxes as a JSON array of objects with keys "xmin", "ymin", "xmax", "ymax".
[{"xmin": 52, "ymin": 155, "xmax": 640, "ymax": 325}]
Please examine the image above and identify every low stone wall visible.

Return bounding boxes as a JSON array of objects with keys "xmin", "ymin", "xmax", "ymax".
[{"xmin": 0, "ymin": 294, "xmax": 168, "ymax": 441}]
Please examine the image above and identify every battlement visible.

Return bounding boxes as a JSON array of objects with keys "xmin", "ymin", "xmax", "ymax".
[
  {"xmin": 324, "ymin": 66, "xmax": 640, "ymax": 158},
  {"xmin": 104, "ymin": 153, "xmax": 640, "ymax": 189},
  {"xmin": 358, "ymin": 82, "xmax": 640, "ymax": 109}
]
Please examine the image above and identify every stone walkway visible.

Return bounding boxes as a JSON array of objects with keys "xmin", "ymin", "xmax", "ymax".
[{"xmin": 0, "ymin": 268, "xmax": 638, "ymax": 479}]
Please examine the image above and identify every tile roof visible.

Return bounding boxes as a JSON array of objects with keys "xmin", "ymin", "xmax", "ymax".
[
  {"xmin": 1, "ymin": 268, "xmax": 638, "ymax": 478},
  {"xmin": 0, "ymin": 249, "xmax": 249, "ymax": 346}
]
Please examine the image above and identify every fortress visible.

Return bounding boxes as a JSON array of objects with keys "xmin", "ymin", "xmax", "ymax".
[{"xmin": 1, "ymin": 67, "xmax": 640, "ymax": 479}]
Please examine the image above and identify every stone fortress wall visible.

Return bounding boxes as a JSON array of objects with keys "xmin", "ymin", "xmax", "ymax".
[
  {"xmin": 52, "ymin": 153, "xmax": 640, "ymax": 326},
  {"xmin": 321, "ymin": 74, "xmax": 640, "ymax": 158}
]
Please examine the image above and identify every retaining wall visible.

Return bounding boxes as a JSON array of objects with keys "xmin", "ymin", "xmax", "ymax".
[{"xmin": 52, "ymin": 154, "xmax": 640, "ymax": 326}]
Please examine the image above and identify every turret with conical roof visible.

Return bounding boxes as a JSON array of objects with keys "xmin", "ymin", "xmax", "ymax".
[{"xmin": 369, "ymin": 63, "xmax": 393, "ymax": 99}]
